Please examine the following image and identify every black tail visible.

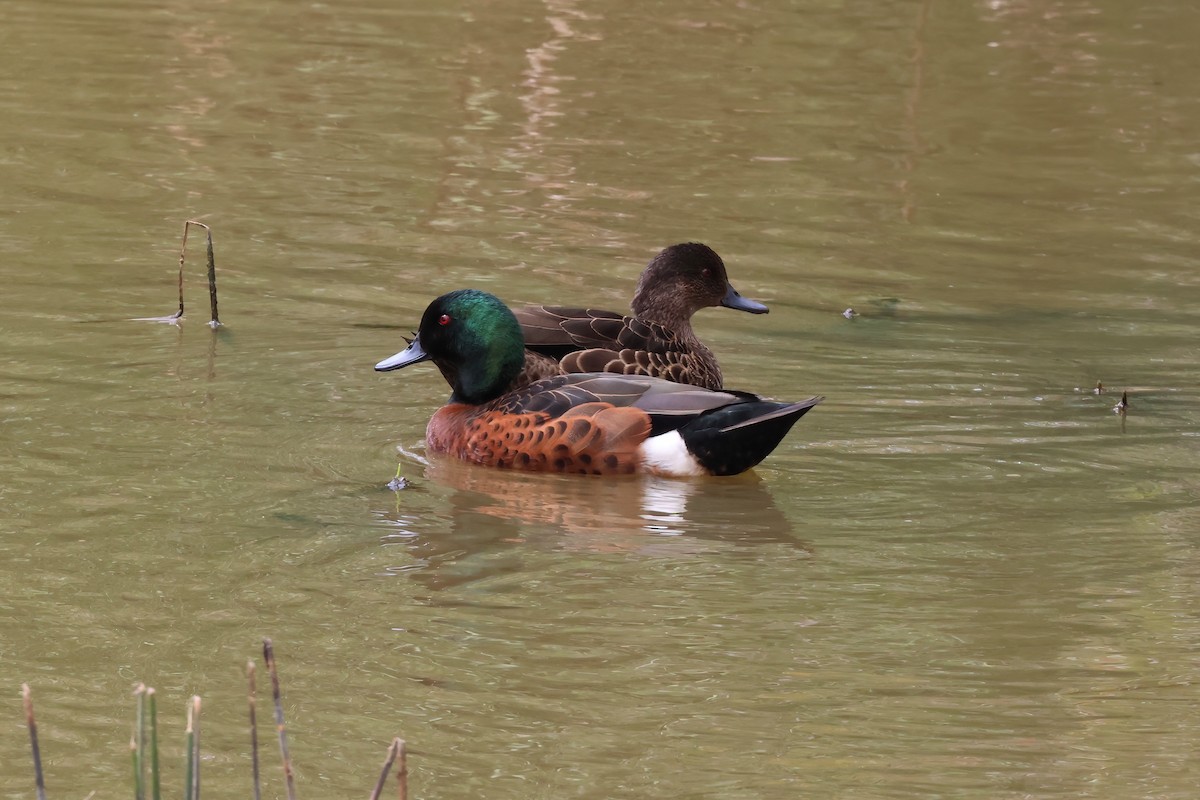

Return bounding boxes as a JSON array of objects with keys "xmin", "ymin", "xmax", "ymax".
[{"xmin": 680, "ymin": 396, "xmax": 824, "ymax": 476}]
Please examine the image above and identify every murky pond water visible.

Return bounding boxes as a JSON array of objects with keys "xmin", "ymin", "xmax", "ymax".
[{"xmin": 2, "ymin": 0, "xmax": 1198, "ymax": 797}]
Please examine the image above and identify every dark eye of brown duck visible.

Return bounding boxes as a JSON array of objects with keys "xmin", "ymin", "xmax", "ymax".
[
  {"xmin": 701, "ymin": 268, "xmax": 712, "ymax": 279},
  {"xmin": 438, "ymin": 314, "xmax": 451, "ymax": 326}
]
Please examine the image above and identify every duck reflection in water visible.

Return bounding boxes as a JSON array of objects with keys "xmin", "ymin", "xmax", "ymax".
[{"xmin": 375, "ymin": 454, "xmax": 809, "ymax": 591}]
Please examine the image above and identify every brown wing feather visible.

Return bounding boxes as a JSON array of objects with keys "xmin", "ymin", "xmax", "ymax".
[
  {"xmin": 560, "ymin": 348, "xmax": 722, "ymax": 389},
  {"xmin": 491, "ymin": 373, "xmax": 749, "ymax": 418},
  {"xmin": 511, "ymin": 305, "xmax": 590, "ymax": 348},
  {"xmin": 514, "ymin": 304, "xmax": 723, "ymax": 389},
  {"xmin": 554, "ymin": 311, "xmax": 684, "ymax": 353},
  {"xmin": 519, "ymin": 350, "xmax": 564, "ymax": 384},
  {"xmin": 516, "ymin": 305, "xmax": 687, "ymax": 353}
]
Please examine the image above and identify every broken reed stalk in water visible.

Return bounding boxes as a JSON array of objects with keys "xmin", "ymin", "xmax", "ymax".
[
  {"xmin": 396, "ymin": 738, "xmax": 408, "ymax": 800},
  {"xmin": 191, "ymin": 696, "xmax": 202, "ymax": 800},
  {"xmin": 133, "ymin": 683, "xmax": 147, "ymax": 800},
  {"xmin": 174, "ymin": 220, "xmax": 222, "ymax": 327},
  {"xmin": 368, "ymin": 738, "xmax": 407, "ymax": 800},
  {"xmin": 23, "ymin": 684, "xmax": 47, "ymax": 800},
  {"xmin": 148, "ymin": 687, "xmax": 161, "ymax": 800},
  {"xmin": 184, "ymin": 697, "xmax": 198, "ymax": 800},
  {"xmin": 200, "ymin": 223, "xmax": 220, "ymax": 327},
  {"xmin": 248, "ymin": 659, "xmax": 262, "ymax": 800},
  {"xmin": 130, "ymin": 736, "xmax": 139, "ymax": 799},
  {"xmin": 264, "ymin": 638, "xmax": 298, "ymax": 800}
]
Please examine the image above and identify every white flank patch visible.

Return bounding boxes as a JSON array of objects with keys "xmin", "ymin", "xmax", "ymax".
[{"xmin": 639, "ymin": 430, "xmax": 707, "ymax": 477}]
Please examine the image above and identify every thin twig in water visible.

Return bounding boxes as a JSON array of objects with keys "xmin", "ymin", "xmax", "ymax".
[
  {"xmin": 184, "ymin": 699, "xmax": 195, "ymax": 800},
  {"xmin": 135, "ymin": 219, "xmax": 225, "ymax": 324},
  {"xmin": 1114, "ymin": 390, "xmax": 1129, "ymax": 415},
  {"xmin": 264, "ymin": 638, "xmax": 298, "ymax": 800},
  {"xmin": 148, "ymin": 687, "xmax": 161, "ymax": 800},
  {"xmin": 248, "ymin": 659, "xmax": 262, "ymax": 800},
  {"xmin": 369, "ymin": 738, "xmax": 400, "ymax": 800},
  {"xmin": 130, "ymin": 736, "xmax": 139, "ymax": 799},
  {"xmin": 174, "ymin": 221, "xmax": 188, "ymax": 320},
  {"xmin": 23, "ymin": 684, "xmax": 47, "ymax": 800},
  {"xmin": 133, "ymin": 683, "xmax": 147, "ymax": 800},
  {"xmin": 396, "ymin": 738, "xmax": 408, "ymax": 800},
  {"xmin": 180, "ymin": 220, "xmax": 223, "ymax": 326},
  {"xmin": 191, "ymin": 696, "xmax": 202, "ymax": 800},
  {"xmin": 200, "ymin": 222, "xmax": 220, "ymax": 327}
]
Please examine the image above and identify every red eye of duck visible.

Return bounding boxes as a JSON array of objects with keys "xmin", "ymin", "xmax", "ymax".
[{"xmin": 438, "ymin": 314, "xmax": 451, "ymax": 326}]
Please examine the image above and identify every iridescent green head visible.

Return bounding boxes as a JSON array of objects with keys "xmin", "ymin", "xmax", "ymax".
[{"xmin": 374, "ymin": 289, "xmax": 525, "ymax": 404}]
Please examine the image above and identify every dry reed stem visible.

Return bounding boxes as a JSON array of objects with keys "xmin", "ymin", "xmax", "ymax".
[
  {"xmin": 201, "ymin": 224, "xmax": 220, "ymax": 327},
  {"xmin": 133, "ymin": 683, "xmax": 147, "ymax": 800},
  {"xmin": 148, "ymin": 687, "xmax": 161, "ymax": 800},
  {"xmin": 22, "ymin": 684, "xmax": 47, "ymax": 800},
  {"xmin": 248, "ymin": 659, "xmax": 262, "ymax": 800},
  {"xmin": 176, "ymin": 220, "xmax": 222, "ymax": 327},
  {"xmin": 184, "ymin": 699, "xmax": 195, "ymax": 800},
  {"xmin": 396, "ymin": 739, "xmax": 408, "ymax": 800},
  {"xmin": 192, "ymin": 696, "xmax": 203, "ymax": 799},
  {"xmin": 264, "ymin": 638, "xmax": 298, "ymax": 800},
  {"xmin": 368, "ymin": 738, "xmax": 400, "ymax": 800}
]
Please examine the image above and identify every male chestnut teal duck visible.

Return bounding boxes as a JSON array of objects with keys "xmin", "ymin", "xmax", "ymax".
[
  {"xmin": 375, "ymin": 289, "xmax": 822, "ymax": 477},
  {"xmin": 512, "ymin": 242, "xmax": 767, "ymax": 390}
]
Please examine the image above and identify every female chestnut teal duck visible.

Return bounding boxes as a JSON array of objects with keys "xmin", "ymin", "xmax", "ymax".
[
  {"xmin": 375, "ymin": 289, "xmax": 822, "ymax": 477},
  {"xmin": 512, "ymin": 242, "xmax": 767, "ymax": 390}
]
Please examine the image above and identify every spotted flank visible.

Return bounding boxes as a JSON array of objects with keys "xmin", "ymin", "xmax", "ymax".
[{"xmin": 427, "ymin": 403, "xmax": 649, "ymax": 475}]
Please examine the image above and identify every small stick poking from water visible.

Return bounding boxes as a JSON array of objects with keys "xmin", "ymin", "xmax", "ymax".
[
  {"xmin": 180, "ymin": 220, "xmax": 222, "ymax": 328},
  {"xmin": 133, "ymin": 683, "xmax": 147, "ymax": 800},
  {"xmin": 264, "ymin": 638, "xmax": 298, "ymax": 800},
  {"xmin": 184, "ymin": 701, "xmax": 193, "ymax": 800},
  {"xmin": 148, "ymin": 688, "xmax": 161, "ymax": 800},
  {"xmin": 200, "ymin": 223, "xmax": 220, "ymax": 328},
  {"xmin": 23, "ymin": 684, "xmax": 47, "ymax": 800},
  {"xmin": 184, "ymin": 696, "xmax": 202, "ymax": 800},
  {"xmin": 192, "ymin": 696, "xmax": 202, "ymax": 800},
  {"xmin": 134, "ymin": 220, "xmax": 223, "ymax": 325},
  {"xmin": 1113, "ymin": 390, "xmax": 1129, "ymax": 415},
  {"xmin": 368, "ymin": 738, "xmax": 403, "ymax": 800},
  {"xmin": 396, "ymin": 738, "xmax": 408, "ymax": 800},
  {"xmin": 248, "ymin": 659, "xmax": 262, "ymax": 800}
]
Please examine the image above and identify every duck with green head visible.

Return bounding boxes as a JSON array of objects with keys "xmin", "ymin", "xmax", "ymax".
[
  {"xmin": 376, "ymin": 289, "xmax": 821, "ymax": 477},
  {"xmin": 513, "ymin": 243, "xmax": 768, "ymax": 390}
]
